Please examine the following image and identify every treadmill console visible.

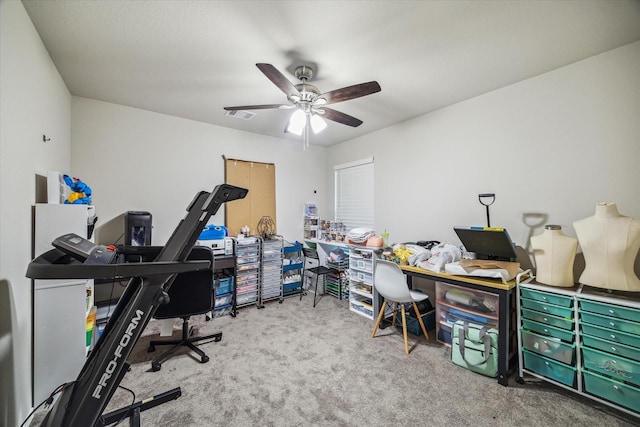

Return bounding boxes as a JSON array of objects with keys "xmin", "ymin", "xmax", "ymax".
[
  {"xmin": 52, "ymin": 233, "xmax": 116, "ymax": 265},
  {"xmin": 53, "ymin": 233, "xmax": 98, "ymax": 261}
]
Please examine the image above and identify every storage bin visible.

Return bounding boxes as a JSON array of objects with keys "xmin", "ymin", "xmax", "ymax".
[
  {"xmin": 395, "ymin": 309, "xmax": 436, "ymax": 336},
  {"xmin": 236, "ymin": 284, "xmax": 257, "ymax": 294},
  {"xmin": 214, "ymin": 294, "xmax": 233, "ymax": 308},
  {"xmin": 237, "ymin": 256, "xmax": 260, "ymax": 265},
  {"xmin": 583, "ymin": 370, "xmax": 640, "ymax": 412},
  {"xmin": 523, "ymin": 349, "xmax": 576, "ymax": 387},
  {"xmin": 438, "ymin": 282, "xmax": 498, "ymax": 315},
  {"xmin": 438, "ymin": 323, "xmax": 452, "ymax": 345},
  {"xmin": 582, "ymin": 334, "xmax": 640, "ymax": 362},
  {"xmin": 237, "ymin": 262, "xmax": 260, "ymax": 272},
  {"xmin": 579, "ymin": 299, "xmax": 640, "ymax": 322},
  {"xmin": 282, "ymin": 282, "xmax": 302, "ymax": 295},
  {"xmin": 522, "ymin": 318, "xmax": 575, "ymax": 343},
  {"xmin": 448, "ymin": 306, "xmax": 495, "ymax": 325},
  {"xmin": 352, "ymin": 270, "xmax": 373, "ymax": 284},
  {"xmin": 521, "ymin": 307, "xmax": 574, "ymax": 330},
  {"xmin": 521, "ymin": 329, "xmax": 575, "ymax": 364},
  {"xmin": 213, "ymin": 306, "xmax": 233, "ymax": 318},
  {"xmin": 216, "ymin": 276, "xmax": 234, "ymax": 295},
  {"xmin": 350, "ymin": 301, "xmax": 373, "ymax": 317},
  {"xmin": 582, "ymin": 347, "xmax": 640, "ymax": 387},
  {"xmin": 236, "ymin": 290, "xmax": 258, "ymax": 305},
  {"xmin": 581, "ymin": 322, "xmax": 640, "ymax": 349},
  {"xmin": 580, "ymin": 311, "xmax": 640, "ymax": 335},
  {"xmin": 520, "ymin": 288, "xmax": 573, "ymax": 307},
  {"xmin": 520, "ymin": 298, "xmax": 574, "ymax": 319},
  {"xmin": 236, "ymin": 273, "xmax": 259, "ymax": 284}
]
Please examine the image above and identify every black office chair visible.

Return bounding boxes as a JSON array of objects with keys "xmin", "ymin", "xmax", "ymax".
[
  {"xmin": 301, "ymin": 247, "xmax": 338, "ymax": 307},
  {"xmin": 147, "ymin": 246, "xmax": 221, "ymax": 371}
]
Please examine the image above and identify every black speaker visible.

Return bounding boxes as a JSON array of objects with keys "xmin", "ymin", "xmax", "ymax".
[{"xmin": 125, "ymin": 211, "xmax": 152, "ymax": 246}]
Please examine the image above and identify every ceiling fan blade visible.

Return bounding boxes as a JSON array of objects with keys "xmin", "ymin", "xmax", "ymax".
[
  {"xmin": 319, "ymin": 107, "xmax": 363, "ymax": 127},
  {"xmin": 224, "ymin": 104, "xmax": 291, "ymax": 111},
  {"xmin": 318, "ymin": 81, "xmax": 381, "ymax": 105},
  {"xmin": 256, "ymin": 63, "xmax": 301, "ymax": 100}
]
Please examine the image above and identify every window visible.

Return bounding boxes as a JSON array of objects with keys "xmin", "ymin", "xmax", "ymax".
[{"xmin": 334, "ymin": 157, "xmax": 374, "ymax": 230}]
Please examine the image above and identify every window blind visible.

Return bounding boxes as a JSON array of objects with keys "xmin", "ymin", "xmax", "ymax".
[{"xmin": 334, "ymin": 158, "xmax": 374, "ymax": 230}]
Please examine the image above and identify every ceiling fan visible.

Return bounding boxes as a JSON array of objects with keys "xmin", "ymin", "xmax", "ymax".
[{"xmin": 224, "ymin": 63, "xmax": 381, "ymax": 147}]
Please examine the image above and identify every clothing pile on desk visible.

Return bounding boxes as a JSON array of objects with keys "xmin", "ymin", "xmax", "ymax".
[
  {"xmin": 415, "ymin": 242, "xmax": 462, "ymax": 272},
  {"xmin": 346, "ymin": 227, "xmax": 376, "ymax": 243},
  {"xmin": 401, "ymin": 242, "xmax": 522, "ymax": 283}
]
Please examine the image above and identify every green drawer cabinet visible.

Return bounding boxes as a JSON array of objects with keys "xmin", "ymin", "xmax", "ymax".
[
  {"xmin": 519, "ymin": 284, "xmax": 577, "ymax": 390},
  {"xmin": 517, "ymin": 282, "xmax": 640, "ymax": 419}
]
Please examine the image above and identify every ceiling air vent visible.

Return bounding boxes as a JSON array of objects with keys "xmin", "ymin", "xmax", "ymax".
[{"xmin": 225, "ymin": 110, "xmax": 256, "ymax": 120}]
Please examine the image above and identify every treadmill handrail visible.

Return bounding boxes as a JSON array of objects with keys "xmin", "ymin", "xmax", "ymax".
[{"xmin": 26, "ymin": 248, "xmax": 210, "ymax": 280}]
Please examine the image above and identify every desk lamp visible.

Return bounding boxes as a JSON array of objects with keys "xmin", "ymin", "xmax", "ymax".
[{"xmin": 478, "ymin": 193, "xmax": 495, "ymax": 227}]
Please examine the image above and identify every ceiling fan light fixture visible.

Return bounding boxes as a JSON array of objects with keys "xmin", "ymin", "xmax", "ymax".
[
  {"xmin": 287, "ymin": 109, "xmax": 306, "ymax": 135},
  {"xmin": 310, "ymin": 114, "xmax": 327, "ymax": 134}
]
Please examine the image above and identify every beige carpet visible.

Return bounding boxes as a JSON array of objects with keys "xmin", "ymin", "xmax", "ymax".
[{"xmin": 33, "ymin": 294, "xmax": 637, "ymax": 426}]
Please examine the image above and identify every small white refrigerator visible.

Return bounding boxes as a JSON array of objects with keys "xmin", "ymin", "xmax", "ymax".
[{"xmin": 32, "ymin": 203, "xmax": 95, "ymax": 406}]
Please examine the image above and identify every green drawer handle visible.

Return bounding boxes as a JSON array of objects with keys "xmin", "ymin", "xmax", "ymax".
[
  {"xmin": 613, "ymin": 385, "xmax": 619, "ymax": 390},
  {"xmin": 543, "ymin": 307, "xmax": 548, "ymax": 311},
  {"xmin": 543, "ymin": 340, "xmax": 549, "ymax": 345},
  {"xmin": 541, "ymin": 296, "xmax": 547, "ymax": 300},
  {"xmin": 608, "ymin": 309, "xmax": 615, "ymax": 314},
  {"xmin": 543, "ymin": 317, "xmax": 548, "ymax": 321},
  {"xmin": 610, "ymin": 334, "xmax": 616, "ymax": 339},
  {"xmin": 609, "ymin": 321, "xmax": 616, "ymax": 327},
  {"xmin": 544, "ymin": 328, "xmax": 549, "ymax": 333},
  {"xmin": 611, "ymin": 346, "xmax": 617, "ymax": 351},
  {"xmin": 544, "ymin": 361, "xmax": 550, "ymax": 366}
]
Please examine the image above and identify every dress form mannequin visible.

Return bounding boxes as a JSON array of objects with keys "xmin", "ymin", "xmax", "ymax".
[
  {"xmin": 531, "ymin": 225, "xmax": 578, "ymax": 287},
  {"xmin": 573, "ymin": 202, "xmax": 640, "ymax": 291}
]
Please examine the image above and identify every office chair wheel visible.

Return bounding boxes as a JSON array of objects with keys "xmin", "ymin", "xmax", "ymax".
[
  {"xmin": 516, "ymin": 377, "xmax": 525, "ymax": 385},
  {"xmin": 201, "ymin": 355, "xmax": 210, "ymax": 363},
  {"xmin": 214, "ymin": 335, "xmax": 222, "ymax": 342},
  {"xmin": 147, "ymin": 344, "xmax": 156, "ymax": 353},
  {"xmin": 279, "ymin": 298, "xmax": 283, "ymax": 303},
  {"xmin": 151, "ymin": 361, "xmax": 162, "ymax": 372}
]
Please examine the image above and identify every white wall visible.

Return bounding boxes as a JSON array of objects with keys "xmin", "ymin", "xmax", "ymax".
[
  {"xmin": 3, "ymin": 1, "xmax": 640, "ymax": 422},
  {"xmin": 328, "ymin": 41, "xmax": 640, "ymax": 265},
  {"xmin": 71, "ymin": 98, "xmax": 330, "ymax": 246},
  {"xmin": 0, "ymin": 1, "xmax": 72, "ymax": 424}
]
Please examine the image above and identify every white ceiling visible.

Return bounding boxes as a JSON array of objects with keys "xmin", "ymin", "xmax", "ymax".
[{"xmin": 21, "ymin": 0, "xmax": 640, "ymax": 147}]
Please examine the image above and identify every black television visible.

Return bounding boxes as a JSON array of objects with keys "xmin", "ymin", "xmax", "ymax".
[{"xmin": 453, "ymin": 226, "xmax": 517, "ymax": 261}]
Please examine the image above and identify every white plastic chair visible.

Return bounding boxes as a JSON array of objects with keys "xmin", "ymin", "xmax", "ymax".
[{"xmin": 371, "ymin": 260, "xmax": 430, "ymax": 354}]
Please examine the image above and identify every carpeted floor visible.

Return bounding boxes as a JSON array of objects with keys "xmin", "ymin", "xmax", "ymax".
[{"xmin": 32, "ymin": 294, "xmax": 637, "ymax": 426}]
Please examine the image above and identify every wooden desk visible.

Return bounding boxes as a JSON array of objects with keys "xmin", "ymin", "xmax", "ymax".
[{"xmin": 400, "ymin": 265, "xmax": 518, "ymax": 386}]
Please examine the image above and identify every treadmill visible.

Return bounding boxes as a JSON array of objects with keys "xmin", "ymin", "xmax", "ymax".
[{"xmin": 26, "ymin": 184, "xmax": 248, "ymax": 427}]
